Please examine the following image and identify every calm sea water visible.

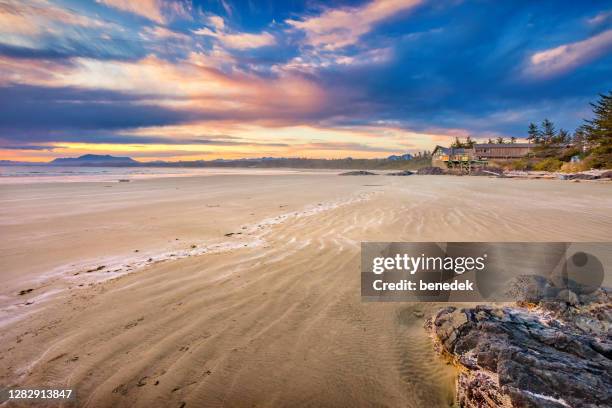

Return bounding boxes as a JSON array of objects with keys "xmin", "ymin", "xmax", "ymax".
[{"xmin": 0, "ymin": 166, "xmax": 309, "ymax": 184}]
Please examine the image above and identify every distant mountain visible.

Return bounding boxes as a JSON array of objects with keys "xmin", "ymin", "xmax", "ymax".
[
  {"xmin": 49, "ymin": 154, "xmax": 139, "ymax": 166},
  {"xmin": 387, "ymin": 153, "xmax": 413, "ymax": 161}
]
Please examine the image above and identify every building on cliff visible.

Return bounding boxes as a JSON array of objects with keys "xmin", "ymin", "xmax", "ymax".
[{"xmin": 432, "ymin": 143, "xmax": 532, "ymax": 171}]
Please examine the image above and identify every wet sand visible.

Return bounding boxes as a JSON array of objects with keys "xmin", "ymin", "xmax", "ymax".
[{"xmin": 1, "ymin": 173, "xmax": 611, "ymax": 407}]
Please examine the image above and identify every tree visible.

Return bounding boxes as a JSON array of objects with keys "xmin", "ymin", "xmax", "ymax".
[
  {"xmin": 573, "ymin": 125, "xmax": 587, "ymax": 151},
  {"xmin": 465, "ymin": 136, "xmax": 476, "ymax": 148},
  {"xmin": 496, "ymin": 136, "xmax": 504, "ymax": 144},
  {"xmin": 582, "ymin": 91, "xmax": 612, "ymax": 168},
  {"xmin": 584, "ymin": 92, "xmax": 612, "ymax": 144},
  {"xmin": 487, "ymin": 138, "xmax": 493, "ymax": 144},
  {"xmin": 510, "ymin": 136, "xmax": 517, "ymax": 144},
  {"xmin": 527, "ymin": 122, "xmax": 541, "ymax": 144},
  {"xmin": 541, "ymin": 119, "xmax": 556, "ymax": 144},
  {"xmin": 557, "ymin": 129, "xmax": 570, "ymax": 144},
  {"xmin": 451, "ymin": 137, "xmax": 463, "ymax": 148}
]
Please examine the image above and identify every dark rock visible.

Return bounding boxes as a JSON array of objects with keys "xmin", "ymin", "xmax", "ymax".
[
  {"xmin": 18, "ymin": 288, "xmax": 34, "ymax": 296},
  {"xmin": 339, "ymin": 170, "xmax": 378, "ymax": 176},
  {"xmin": 387, "ymin": 170, "xmax": 414, "ymax": 176},
  {"xmin": 600, "ymin": 171, "xmax": 612, "ymax": 179},
  {"xmin": 428, "ymin": 287, "xmax": 612, "ymax": 408},
  {"xmin": 566, "ymin": 173, "xmax": 601, "ymax": 180},
  {"xmin": 416, "ymin": 166, "xmax": 446, "ymax": 175}
]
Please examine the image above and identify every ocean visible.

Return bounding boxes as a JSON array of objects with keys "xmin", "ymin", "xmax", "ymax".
[{"xmin": 0, "ymin": 166, "xmax": 310, "ymax": 184}]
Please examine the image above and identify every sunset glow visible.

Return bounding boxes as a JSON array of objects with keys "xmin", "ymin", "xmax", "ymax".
[{"xmin": 1, "ymin": 0, "xmax": 611, "ymax": 162}]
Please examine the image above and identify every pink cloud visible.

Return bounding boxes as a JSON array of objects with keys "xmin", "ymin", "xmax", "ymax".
[
  {"xmin": 0, "ymin": 0, "xmax": 111, "ymax": 39},
  {"xmin": 286, "ymin": 0, "xmax": 421, "ymax": 50},
  {"xmin": 96, "ymin": 0, "xmax": 190, "ymax": 24},
  {"xmin": 192, "ymin": 15, "xmax": 275, "ymax": 50},
  {"xmin": 526, "ymin": 29, "xmax": 612, "ymax": 77}
]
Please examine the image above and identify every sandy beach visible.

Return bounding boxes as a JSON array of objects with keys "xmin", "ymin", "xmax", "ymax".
[{"xmin": 1, "ymin": 171, "xmax": 612, "ymax": 407}]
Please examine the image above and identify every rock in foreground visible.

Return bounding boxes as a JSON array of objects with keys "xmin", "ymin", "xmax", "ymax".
[{"xmin": 427, "ymin": 287, "xmax": 612, "ymax": 407}]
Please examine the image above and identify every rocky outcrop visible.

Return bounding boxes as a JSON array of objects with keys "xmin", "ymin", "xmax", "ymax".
[
  {"xmin": 338, "ymin": 170, "xmax": 378, "ymax": 176},
  {"xmin": 416, "ymin": 166, "xmax": 447, "ymax": 175},
  {"xmin": 427, "ymin": 285, "xmax": 612, "ymax": 407},
  {"xmin": 602, "ymin": 170, "xmax": 612, "ymax": 179}
]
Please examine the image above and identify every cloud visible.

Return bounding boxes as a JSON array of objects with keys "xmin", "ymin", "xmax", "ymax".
[
  {"xmin": 193, "ymin": 15, "xmax": 275, "ymax": 49},
  {"xmin": 0, "ymin": 144, "xmax": 55, "ymax": 151},
  {"xmin": 278, "ymin": 47, "xmax": 393, "ymax": 73},
  {"xmin": 587, "ymin": 10, "xmax": 612, "ymax": 26},
  {"xmin": 0, "ymin": 84, "xmax": 195, "ymax": 136},
  {"xmin": 206, "ymin": 15, "xmax": 225, "ymax": 31},
  {"xmin": 0, "ymin": 0, "xmax": 138, "ymax": 62},
  {"xmin": 0, "ymin": 0, "xmax": 109, "ymax": 37},
  {"xmin": 0, "ymin": 49, "xmax": 333, "ymax": 131},
  {"xmin": 298, "ymin": 141, "xmax": 400, "ymax": 153},
  {"xmin": 140, "ymin": 26, "xmax": 190, "ymax": 41},
  {"xmin": 526, "ymin": 29, "xmax": 612, "ymax": 77},
  {"xmin": 286, "ymin": 0, "xmax": 421, "ymax": 50},
  {"xmin": 96, "ymin": 0, "xmax": 191, "ymax": 24}
]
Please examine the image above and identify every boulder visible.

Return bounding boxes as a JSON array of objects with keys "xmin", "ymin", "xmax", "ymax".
[{"xmin": 428, "ymin": 284, "xmax": 612, "ymax": 407}]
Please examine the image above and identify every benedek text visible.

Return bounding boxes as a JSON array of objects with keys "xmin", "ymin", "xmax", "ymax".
[{"xmin": 373, "ymin": 279, "xmax": 474, "ymax": 291}]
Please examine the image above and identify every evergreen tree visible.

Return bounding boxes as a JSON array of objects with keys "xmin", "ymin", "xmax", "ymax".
[
  {"xmin": 583, "ymin": 91, "xmax": 612, "ymax": 168},
  {"xmin": 557, "ymin": 129, "xmax": 570, "ymax": 144},
  {"xmin": 527, "ymin": 122, "xmax": 540, "ymax": 144},
  {"xmin": 451, "ymin": 137, "xmax": 462, "ymax": 148},
  {"xmin": 465, "ymin": 136, "xmax": 475, "ymax": 148},
  {"xmin": 573, "ymin": 126, "xmax": 587, "ymax": 151},
  {"xmin": 541, "ymin": 119, "xmax": 556, "ymax": 144}
]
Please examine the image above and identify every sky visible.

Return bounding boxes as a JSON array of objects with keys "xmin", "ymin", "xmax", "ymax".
[{"xmin": 0, "ymin": 0, "xmax": 611, "ymax": 162}]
